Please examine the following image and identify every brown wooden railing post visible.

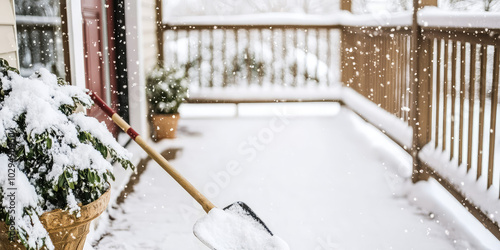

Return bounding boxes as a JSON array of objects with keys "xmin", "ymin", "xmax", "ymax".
[
  {"xmin": 410, "ymin": 0, "xmax": 437, "ymax": 183},
  {"xmin": 340, "ymin": 0, "xmax": 352, "ymax": 12},
  {"xmin": 340, "ymin": 0, "xmax": 352, "ymax": 87},
  {"xmin": 156, "ymin": 0, "xmax": 164, "ymax": 65}
]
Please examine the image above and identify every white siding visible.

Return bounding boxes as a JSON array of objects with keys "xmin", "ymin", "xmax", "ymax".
[
  {"xmin": 141, "ymin": 0, "xmax": 158, "ymax": 73},
  {"xmin": 0, "ymin": 0, "xmax": 18, "ymax": 68}
]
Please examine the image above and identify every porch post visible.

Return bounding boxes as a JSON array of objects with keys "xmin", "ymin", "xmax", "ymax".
[
  {"xmin": 124, "ymin": 0, "xmax": 148, "ymax": 136},
  {"xmin": 410, "ymin": 0, "xmax": 437, "ymax": 183},
  {"xmin": 156, "ymin": 0, "xmax": 164, "ymax": 65},
  {"xmin": 340, "ymin": 0, "xmax": 352, "ymax": 86},
  {"xmin": 62, "ymin": 0, "xmax": 86, "ymax": 90},
  {"xmin": 340, "ymin": 0, "xmax": 352, "ymax": 12}
]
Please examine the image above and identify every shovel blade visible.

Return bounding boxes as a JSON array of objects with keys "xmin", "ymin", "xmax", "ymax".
[
  {"xmin": 223, "ymin": 201, "xmax": 273, "ymax": 236},
  {"xmin": 193, "ymin": 201, "xmax": 277, "ymax": 250}
]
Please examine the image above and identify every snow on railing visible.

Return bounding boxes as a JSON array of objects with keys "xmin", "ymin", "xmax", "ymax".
[
  {"xmin": 164, "ymin": 13, "xmax": 341, "ymax": 27},
  {"xmin": 164, "ymin": 7, "xmax": 500, "ymax": 33},
  {"xmin": 164, "ymin": 11, "xmax": 413, "ymax": 28},
  {"xmin": 419, "ymin": 7, "xmax": 500, "ymax": 29}
]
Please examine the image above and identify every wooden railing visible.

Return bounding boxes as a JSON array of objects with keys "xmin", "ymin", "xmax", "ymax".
[
  {"xmin": 422, "ymin": 27, "xmax": 500, "ymax": 186},
  {"xmin": 161, "ymin": 23, "xmax": 342, "ymax": 103},
  {"xmin": 342, "ymin": 19, "xmax": 500, "ymax": 240},
  {"xmin": 342, "ymin": 26, "xmax": 412, "ymax": 125},
  {"xmin": 420, "ymin": 26, "xmax": 500, "ymax": 237},
  {"xmin": 158, "ymin": 1, "xmax": 500, "ymax": 240}
]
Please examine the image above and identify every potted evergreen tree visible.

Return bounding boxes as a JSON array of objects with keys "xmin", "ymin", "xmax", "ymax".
[
  {"xmin": 146, "ymin": 65, "xmax": 189, "ymax": 140},
  {"xmin": 0, "ymin": 59, "xmax": 133, "ymax": 249}
]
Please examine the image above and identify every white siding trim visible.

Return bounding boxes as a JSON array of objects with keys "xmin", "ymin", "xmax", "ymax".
[
  {"xmin": 66, "ymin": 0, "xmax": 86, "ymax": 90},
  {"xmin": 125, "ymin": 0, "xmax": 148, "ymax": 136}
]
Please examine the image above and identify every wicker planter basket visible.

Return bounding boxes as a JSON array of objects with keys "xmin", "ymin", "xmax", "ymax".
[
  {"xmin": 152, "ymin": 113, "xmax": 180, "ymax": 140},
  {"xmin": 0, "ymin": 189, "xmax": 111, "ymax": 250}
]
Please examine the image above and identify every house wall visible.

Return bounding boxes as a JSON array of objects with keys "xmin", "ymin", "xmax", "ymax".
[
  {"xmin": 0, "ymin": 0, "xmax": 18, "ymax": 68},
  {"xmin": 66, "ymin": 0, "xmax": 86, "ymax": 90},
  {"xmin": 141, "ymin": 0, "xmax": 158, "ymax": 73}
]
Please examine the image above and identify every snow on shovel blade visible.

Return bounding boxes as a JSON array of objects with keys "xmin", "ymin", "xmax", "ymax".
[
  {"xmin": 223, "ymin": 202, "xmax": 273, "ymax": 235},
  {"xmin": 193, "ymin": 201, "xmax": 290, "ymax": 250}
]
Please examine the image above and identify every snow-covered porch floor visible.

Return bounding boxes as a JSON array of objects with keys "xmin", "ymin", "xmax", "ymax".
[{"xmin": 94, "ymin": 104, "xmax": 495, "ymax": 249}]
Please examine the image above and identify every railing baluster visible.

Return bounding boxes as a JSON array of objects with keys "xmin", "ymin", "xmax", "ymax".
[
  {"xmin": 380, "ymin": 36, "xmax": 384, "ymax": 106},
  {"xmin": 459, "ymin": 42, "xmax": 466, "ymax": 166},
  {"xmin": 467, "ymin": 43, "xmax": 477, "ymax": 173},
  {"xmin": 400, "ymin": 35, "xmax": 403, "ymax": 120},
  {"xmin": 389, "ymin": 35, "xmax": 394, "ymax": 114},
  {"xmin": 282, "ymin": 29, "xmax": 286, "ymax": 86},
  {"xmin": 327, "ymin": 29, "xmax": 332, "ymax": 86},
  {"xmin": 396, "ymin": 35, "xmax": 401, "ymax": 119},
  {"xmin": 435, "ymin": 39, "xmax": 442, "ymax": 148},
  {"xmin": 405, "ymin": 35, "xmax": 411, "ymax": 124},
  {"xmin": 375, "ymin": 35, "xmax": 378, "ymax": 104},
  {"xmin": 315, "ymin": 29, "xmax": 321, "ymax": 85},
  {"xmin": 477, "ymin": 45, "xmax": 488, "ymax": 180},
  {"xmin": 246, "ymin": 29, "xmax": 251, "ymax": 87},
  {"xmin": 381, "ymin": 36, "xmax": 385, "ymax": 106},
  {"xmin": 293, "ymin": 29, "xmax": 298, "ymax": 87},
  {"xmin": 257, "ymin": 29, "xmax": 265, "ymax": 86},
  {"xmin": 198, "ymin": 30, "xmax": 202, "ymax": 88},
  {"xmin": 304, "ymin": 28, "xmax": 309, "ymax": 86},
  {"xmin": 366, "ymin": 35, "xmax": 371, "ymax": 100},
  {"xmin": 358, "ymin": 33, "xmax": 365, "ymax": 98},
  {"xmin": 173, "ymin": 30, "xmax": 178, "ymax": 65},
  {"xmin": 371, "ymin": 35, "xmax": 375, "ymax": 101},
  {"xmin": 451, "ymin": 41, "xmax": 457, "ymax": 160},
  {"xmin": 209, "ymin": 29, "xmax": 214, "ymax": 87},
  {"xmin": 234, "ymin": 29, "xmax": 239, "ymax": 86},
  {"xmin": 222, "ymin": 29, "xmax": 227, "ymax": 88},
  {"xmin": 488, "ymin": 46, "xmax": 499, "ymax": 189},
  {"xmin": 270, "ymin": 28, "xmax": 275, "ymax": 85},
  {"xmin": 384, "ymin": 36, "xmax": 389, "ymax": 112},
  {"xmin": 187, "ymin": 30, "xmax": 191, "ymax": 66},
  {"xmin": 443, "ymin": 39, "xmax": 449, "ymax": 152},
  {"xmin": 426, "ymin": 37, "xmax": 433, "ymax": 143}
]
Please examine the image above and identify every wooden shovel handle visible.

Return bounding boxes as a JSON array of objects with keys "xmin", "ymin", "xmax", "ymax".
[{"xmin": 89, "ymin": 92, "xmax": 215, "ymax": 213}]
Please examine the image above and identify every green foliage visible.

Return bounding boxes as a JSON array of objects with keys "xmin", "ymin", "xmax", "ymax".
[
  {"xmin": 146, "ymin": 64, "xmax": 190, "ymax": 114},
  {"xmin": 0, "ymin": 59, "xmax": 133, "ymax": 250}
]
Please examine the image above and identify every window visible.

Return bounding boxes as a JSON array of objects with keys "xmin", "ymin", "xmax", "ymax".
[{"xmin": 15, "ymin": 0, "xmax": 65, "ymax": 78}]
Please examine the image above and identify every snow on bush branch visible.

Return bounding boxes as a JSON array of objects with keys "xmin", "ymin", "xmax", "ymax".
[{"xmin": 0, "ymin": 59, "xmax": 133, "ymax": 250}]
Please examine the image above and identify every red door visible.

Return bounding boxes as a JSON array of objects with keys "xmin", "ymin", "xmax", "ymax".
[{"xmin": 81, "ymin": 0, "xmax": 120, "ymax": 136}]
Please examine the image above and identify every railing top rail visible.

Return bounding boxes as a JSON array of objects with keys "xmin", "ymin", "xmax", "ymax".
[
  {"xmin": 163, "ymin": 8, "xmax": 500, "ymax": 31},
  {"xmin": 418, "ymin": 7, "xmax": 500, "ymax": 30},
  {"xmin": 342, "ymin": 25, "xmax": 500, "ymax": 44},
  {"xmin": 164, "ymin": 13, "xmax": 341, "ymax": 27},
  {"xmin": 162, "ymin": 11, "xmax": 412, "ymax": 29},
  {"xmin": 162, "ymin": 23, "xmax": 342, "ymax": 30},
  {"xmin": 422, "ymin": 26, "xmax": 500, "ymax": 45}
]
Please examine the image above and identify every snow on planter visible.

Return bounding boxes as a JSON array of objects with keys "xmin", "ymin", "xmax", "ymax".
[
  {"xmin": 194, "ymin": 207, "xmax": 289, "ymax": 250},
  {"xmin": 0, "ymin": 60, "xmax": 133, "ymax": 249}
]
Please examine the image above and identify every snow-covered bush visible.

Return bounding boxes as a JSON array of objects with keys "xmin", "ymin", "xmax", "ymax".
[
  {"xmin": 146, "ymin": 65, "xmax": 189, "ymax": 114},
  {"xmin": 0, "ymin": 59, "xmax": 133, "ymax": 249}
]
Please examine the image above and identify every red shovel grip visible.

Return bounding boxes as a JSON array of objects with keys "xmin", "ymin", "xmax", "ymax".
[
  {"xmin": 88, "ymin": 91, "xmax": 115, "ymax": 117},
  {"xmin": 88, "ymin": 91, "xmax": 139, "ymax": 140}
]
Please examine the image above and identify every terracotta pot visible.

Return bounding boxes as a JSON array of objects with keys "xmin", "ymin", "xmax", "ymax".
[
  {"xmin": 152, "ymin": 113, "xmax": 180, "ymax": 140},
  {"xmin": 0, "ymin": 189, "xmax": 111, "ymax": 250}
]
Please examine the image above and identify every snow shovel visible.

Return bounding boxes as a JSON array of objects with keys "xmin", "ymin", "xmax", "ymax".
[{"xmin": 88, "ymin": 92, "xmax": 285, "ymax": 249}]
